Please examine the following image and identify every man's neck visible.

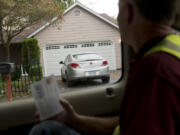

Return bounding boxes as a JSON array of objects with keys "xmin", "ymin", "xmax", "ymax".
[{"xmin": 133, "ymin": 24, "xmax": 173, "ymax": 53}]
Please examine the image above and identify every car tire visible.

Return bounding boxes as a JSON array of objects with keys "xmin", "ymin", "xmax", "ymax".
[
  {"xmin": 65, "ymin": 72, "xmax": 74, "ymax": 87},
  {"xmin": 61, "ymin": 76, "xmax": 66, "ymax": 83},
  {"xmin": 67, "ymin": 80, "xmax": 74, "ymax": 87},
  {"xmin": 61, "ymin": 71, "xmax": 66, "ymax": 82},
  {"xmin": 102, "ymin": 76, "xmax": 110, "ymax": 83}
]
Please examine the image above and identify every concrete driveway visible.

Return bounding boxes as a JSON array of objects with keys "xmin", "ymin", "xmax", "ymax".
[{"xmin": 57, "ymin": 70, "xmax": 122, "ymax": 93}]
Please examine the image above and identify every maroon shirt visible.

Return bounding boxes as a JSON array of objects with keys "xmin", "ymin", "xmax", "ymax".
[{"xmin": 120, "ymin": 36, "xmax": 180, "ymax": 135}]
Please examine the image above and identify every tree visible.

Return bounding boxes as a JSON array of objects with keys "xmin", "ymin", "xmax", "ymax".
[
  {"xmin": 0, "ymin": 0, "xmax": 74, "ymax": 62},
  {"xmin": 21, "ymin": 38, "xmax": 40, "ymax": 66},
  {"xmin": 58, "ymin": 0, "xmax": 75, "ymax": 9}
]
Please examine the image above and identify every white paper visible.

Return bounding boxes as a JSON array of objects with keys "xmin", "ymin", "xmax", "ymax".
[{"xmin": 30, "ymin": 75, "xmax": 63, "ymax": 120}]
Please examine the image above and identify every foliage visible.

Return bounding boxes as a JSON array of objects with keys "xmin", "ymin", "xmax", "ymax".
[
  {"xmin": 57, "ymin": 0, "xmax": 75, "ymax": 9},
  {"xmin": 11, "ymin": 65, "xmax": 21, "ymax": 81},
  {"xmin": 0, "ymin": 74, "xmax": 4, "ymax": 83},
  {"xmin": 29, "ymin": 65, "xmax": 43, "ymax": 80},
  {"xmin": 0, "ymin": 0, "xmax": 74, "ymax": 62},
  {"xmin": 21, "ymin": 38, "xmax": 41, "ymax": 75},
  {"xmin": 21, "ymin": 38, "xmax": 40, "ymax": 65}
]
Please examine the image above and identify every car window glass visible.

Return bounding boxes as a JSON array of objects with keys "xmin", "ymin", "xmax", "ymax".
[
  {"xmin": 73, "ymin": 53, "xmax": 103, "ymax": 61},
  {"xmin": 65, "ymin": 56, "xmax": 69, "ymax": 64},
  {"xmin": 0, "ymin": 1, "xmax": 122, "ymax": 100},
  {"xmin": 67, "ymin": 55, "xmax": 71, "ymax": 62}
]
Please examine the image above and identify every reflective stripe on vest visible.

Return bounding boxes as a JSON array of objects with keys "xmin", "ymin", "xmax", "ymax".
[
  {"xmin": 145, "ymin": 34, "xmax": 180, "ymax": 59},
  {"xmin": 113, "ymin": 125, "xmax": 120, "ymax": 135}
]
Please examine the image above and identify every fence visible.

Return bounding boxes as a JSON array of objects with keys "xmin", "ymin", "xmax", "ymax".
[{"xmin": 0, "ymin": 57, "xmax": 42, "ymax": 99}]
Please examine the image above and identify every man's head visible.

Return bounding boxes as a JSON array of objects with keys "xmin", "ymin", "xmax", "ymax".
[{"xmin": 118, "ymin": 0, "xmax": 177, "ymax": 50}]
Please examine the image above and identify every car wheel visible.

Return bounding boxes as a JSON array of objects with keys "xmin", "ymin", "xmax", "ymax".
[
  {"xmin": 61, "ymin": 75, "xmax": 66, "ymax": 83},
  {"xmin": 102, "ymin": 76, "xmax": 110, "ymax": 83},
  {"xmin": 65, "ymin": 72, "xmax": 74, "ymax": 87},
  {"xmin": 61, "ymin": 71, "xmax": 66, "ymax": 82},
  {"xmin": 67, "ymin": 80, "xmax": 74, "ymax": 87}
]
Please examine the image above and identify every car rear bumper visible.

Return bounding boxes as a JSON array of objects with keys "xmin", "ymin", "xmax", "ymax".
[{"xmin": 67, "ymin": 67, "xmax": 110, "ymax": 81}]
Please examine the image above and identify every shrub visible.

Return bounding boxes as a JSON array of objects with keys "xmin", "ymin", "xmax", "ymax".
[
  {"xmin": 22, "ymin": 38, "xmax": 40, "ymax": 62},
  {"xmin": 0, "ymin": 74, "xmax": 5, "ymax": 83},
  {"xmin": 21, "ymin": 38, "xmax": 42, "ymax": 79},
  {"xmin": 11, "ymin": 66, "xmax": 21, "ymax": 81},
  {"xmin": 29, "ymin": 65, "xmax": 42, "ymax": 80}
]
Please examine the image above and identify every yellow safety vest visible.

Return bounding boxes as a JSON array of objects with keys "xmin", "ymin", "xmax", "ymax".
[
  {"xmin": 145, "ymin": 34, "xmax": 180, "ymax": 59},
  {"xmin": 112, "ymin": 34, "xmax": 180, "ymax": 135},
  {"xmin": 113, "ymin": 125, "xmax": 120, "ymax": 135}
]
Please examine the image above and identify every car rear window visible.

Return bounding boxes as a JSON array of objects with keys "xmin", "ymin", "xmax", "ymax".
[{"xmin": 73, "ymin": 53, "xmax": 103, "ymax": 61}]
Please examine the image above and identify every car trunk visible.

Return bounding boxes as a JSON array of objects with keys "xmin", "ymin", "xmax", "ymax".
[{"xmin": 76, "ymin": 59, "xmax": 103, "ymax": 69}]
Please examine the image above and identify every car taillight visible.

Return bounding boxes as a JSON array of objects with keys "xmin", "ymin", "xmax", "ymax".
[
  {"xmin": 102, "ymin": 61, "xmax": 108, "ymax": 66},
  {"xmin": 70, "ymin": 63, "xmax": 79, "ymax": 68}
]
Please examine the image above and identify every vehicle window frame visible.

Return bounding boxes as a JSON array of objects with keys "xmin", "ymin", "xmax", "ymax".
[{"xmin": 113, "ymin": 42, "xmax": 124, "ymax": 84}]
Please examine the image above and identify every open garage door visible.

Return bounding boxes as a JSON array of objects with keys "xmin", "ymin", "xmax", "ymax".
[{"xmin": 43, "ymin": 41, "xmax": 117, "ymax": 76}]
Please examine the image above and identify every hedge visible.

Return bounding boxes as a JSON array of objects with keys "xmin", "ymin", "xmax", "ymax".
[
  {"xmin": 21, "ymin": 38, "xmax": 40, "ymax": 67},
  {"xmin": 21, "ymin": 38, "xmax": 42, "ymax": 78}
]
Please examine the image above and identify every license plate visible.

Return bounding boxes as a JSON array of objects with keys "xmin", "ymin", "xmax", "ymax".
[{"xmin": 86, "ymin": 71, "xmax": 96, "ymax": 76}]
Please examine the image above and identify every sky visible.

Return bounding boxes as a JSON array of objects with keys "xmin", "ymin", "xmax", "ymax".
[{"xmin": 78, "ymin": 0, "xmax": 119, "ymax": 18}]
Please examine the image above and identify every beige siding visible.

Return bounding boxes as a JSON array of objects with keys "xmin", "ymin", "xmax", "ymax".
[{"xmin": 35, "ymin": 6, "xmax": 121, "ymax": 74}]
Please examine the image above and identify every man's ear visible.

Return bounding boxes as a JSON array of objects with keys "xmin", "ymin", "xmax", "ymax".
[{"xmin": 127, "ymin": 3, "xmax": 134, "ymax": 24}]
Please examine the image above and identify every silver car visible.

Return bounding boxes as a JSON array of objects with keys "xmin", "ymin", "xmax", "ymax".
[{"xmin": 60, "ymin": 52, "xmax": 110, "ymax": 86}]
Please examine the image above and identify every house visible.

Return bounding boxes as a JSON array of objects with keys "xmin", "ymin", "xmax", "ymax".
[{"xmin": 3, "ymin": 2, "xmax": 121, "ymax": 77}]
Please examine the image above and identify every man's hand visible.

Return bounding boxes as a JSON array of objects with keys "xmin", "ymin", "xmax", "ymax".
[
  {"xmin": 34, "ymin": 99, "xmax": 78, "ymax": 126},
  {"xmin": 59, "ymin": 99, "xmax": 79, "ymax": 125},
  {"xmin": 34, "ymin": 98, "xmax": 119, "ymax": 135}
]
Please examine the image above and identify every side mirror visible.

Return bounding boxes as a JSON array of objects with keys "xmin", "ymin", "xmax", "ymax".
[
  {"xmin": 59, "ymin": 61, "xmax": 64, "ymax": 64},
  {"xmin": 0, "ymin": 62, "xmax": 15, "ymax": 75}
]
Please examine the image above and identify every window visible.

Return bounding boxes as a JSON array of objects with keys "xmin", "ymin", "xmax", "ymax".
[
  {"xmin": 65, "ymin": 55, "xmax": 69, "ymax": 64},
  {"xmin": 81, "ymin": 43, "xmax": 94, "ymax": 47},
  {"xmin": 74, "ymin": 10, "xmax": 81, "ymax": 16},
  {"xmin": 67, "ymin": 55, "xmax": 72, "ymax": 62},
  {"xmin": 73, "ymin": 53, "xmax": 103, "ymax": 61},
  {"xmin": 64, "ymin": 44, "xmax": 78, "ymax": 49},
  {"xmin": 0, "ymin": 3, "xmax": 123, "ymax": 102},
  {"xmin": 46, "ymin": 45, "xmax": 60, "ymax": 50},
  {"xmin": 98, "ymin": 41, "xmax": 112, "ymax": 46}
]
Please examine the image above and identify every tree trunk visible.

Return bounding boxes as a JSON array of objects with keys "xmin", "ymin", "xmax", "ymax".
[{"xmin": 5, "ymin": 43, "xmax": 11, "ymax": 62}]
